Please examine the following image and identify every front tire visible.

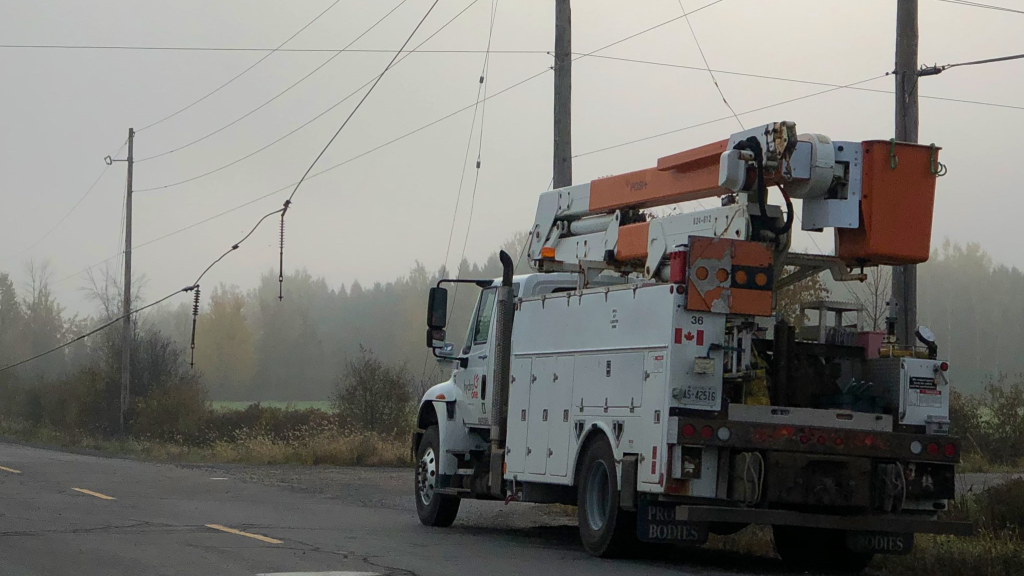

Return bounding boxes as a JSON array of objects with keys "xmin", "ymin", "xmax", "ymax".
[
  {"xmin": 415, "ymin": 425, "xmax": 460, "ymax": 527},
  {"xmin": 773, "ymin": 525, "xmax": 873, "ymax": 573},
  {"xmin": 576, "ymin": 437, "xmax": 638, "ymax": 557}
]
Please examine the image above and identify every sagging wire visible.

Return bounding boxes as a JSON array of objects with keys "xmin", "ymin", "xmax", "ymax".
[
  {"xmin": 0, "ymin": 285, "xmax": 197, "ymax": 374},
  {"xmin": 277, "ymin": 0, "xmax": 438, "ymax": 301}
]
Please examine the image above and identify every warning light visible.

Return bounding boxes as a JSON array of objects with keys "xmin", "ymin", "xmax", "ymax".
[{"xmin": 940, "ymin": 362, "xmax": 949, "ymax": 372}]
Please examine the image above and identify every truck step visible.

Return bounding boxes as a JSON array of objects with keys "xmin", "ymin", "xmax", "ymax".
[{"xmin": 434, "ymin": 487, "xmax": 472, "ymax": 497}]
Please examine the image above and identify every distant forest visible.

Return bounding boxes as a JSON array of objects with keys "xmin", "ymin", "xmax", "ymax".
[{"xmin": 0, "ymin": 235, "xmax": 1017, "ymax": 400}]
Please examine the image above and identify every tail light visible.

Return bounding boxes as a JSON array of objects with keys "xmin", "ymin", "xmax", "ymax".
[
  {"xmin": 940, "ymin": 362, "xmax": 949, "ymax": 372},
  {"xmin": 944, "ymin": 443, "xmax": 957, "ymax": 458},
  {"xmin": 682, "ymin": 423, "xmax": 696, "ymax": 438},
  {"xmin": 926, "ymin": 442, "xmax": 939, "ymax": 456},
  {"xmin": 700, "ymin": 425, "xmax": 714, "ymax": 440}
]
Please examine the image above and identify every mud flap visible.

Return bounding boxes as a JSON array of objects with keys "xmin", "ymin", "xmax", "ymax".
[
  {"xmin": 846, "ymin": 531, "xmax": 914, "ymax": 555},
  {"xmin": 636, "ymin": 500, "xmax": 709, "ymax": 544}
]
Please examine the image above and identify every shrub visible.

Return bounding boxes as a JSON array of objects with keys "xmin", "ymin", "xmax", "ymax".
[{"xmin": 332, "ymin": 347, "xmax": 414, "ymax": 436}]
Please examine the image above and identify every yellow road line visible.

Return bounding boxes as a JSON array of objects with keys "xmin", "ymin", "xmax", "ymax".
[
  {"xmin": 0, "ymin": 466, "xmax": 21, "ymax": 474},
  {"xmin": 205, "ymin": 524, "xmax": 282, "ymax": 544},
  {"xmin": 72, "ymin": 488, "xmax": 116, "ymax": 500}
]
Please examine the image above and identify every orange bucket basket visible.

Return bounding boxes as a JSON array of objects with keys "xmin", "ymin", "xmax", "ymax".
[{"xmin": 836, "ymin": 140, "xmax": 941, "ymax": 266}]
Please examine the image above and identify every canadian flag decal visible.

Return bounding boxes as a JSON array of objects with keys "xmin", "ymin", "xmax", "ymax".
[{"xmin": 696, "ymin": 330, "xmax": 704, "ymax": 346}]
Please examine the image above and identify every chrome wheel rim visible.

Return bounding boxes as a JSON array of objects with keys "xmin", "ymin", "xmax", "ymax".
[
  {"xmin": 585, "ymin": 460, "xmax": 611, "ymax": 531},
  {"xmin": 418, "ymin": 447, "xmax": 437, "ymax": 506}
]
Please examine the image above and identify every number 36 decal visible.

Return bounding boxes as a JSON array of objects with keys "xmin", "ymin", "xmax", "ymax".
[{"xmin": 690, "ymin": 316, "xmax": 704, "ymax": 325}]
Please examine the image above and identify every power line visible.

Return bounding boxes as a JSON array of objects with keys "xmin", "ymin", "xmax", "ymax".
[
  {"xmin": 574, "ymin": 74, "xmax": 887, "ymax": 159},
  {"xmin": 135, "ymin": 0, "xmax": 483, "ymax": 192},
  {"xmin": 136, "ymin": 0, "xmax": 344, "ymax": 132},
  {"xmin": 0, "ymin": 44, "xmax": 551, "ymax": 54},
  {"xmin": 441, "ymin": 0, "xmax": 496, "ymax": 278},
  {"xmin": 136, "ymin": 0, "xmax": 412, "ymax": 163},
  {"xmin": 0, "ymin": 285, "xmax": 195, "ymax": 373},
  {"xmin": 285, "ymin": 2, "xmax": 439, "ymax": 207},
  {"xmin": 933, "ymin": 0, "xmax": 1024, "ymax": 16},
  {"xmin": 587, "ymin": 54, "xmax": 1024, "ymax": 111},
  {"xmin": 676, "ymin": 0, "xmax": 742, "ymax": 130},
  {"xmin": 0, "ymin": 140, "xmax": 127, "ymax": 265},
  {"xmin": 134, "ymin": 0, "xmax": 726, "ymax": 192}
]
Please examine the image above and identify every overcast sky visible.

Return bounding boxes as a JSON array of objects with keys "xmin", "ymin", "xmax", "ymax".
[{"xmin": 1, "ymin": 0, "xmax": 1022, "ymax": 315}]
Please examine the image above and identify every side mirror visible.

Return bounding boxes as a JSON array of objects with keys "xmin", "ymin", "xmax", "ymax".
[
  {"xmin": 426, "ymin": 287, "xmax": 448, "ymax": 349},
  {"xmin": 427, "ymin": 287, "xmax": 448, "ymax": 330}
]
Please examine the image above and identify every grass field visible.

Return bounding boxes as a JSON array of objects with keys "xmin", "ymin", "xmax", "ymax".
[{"xmin": 210, "ymin": 401, "xmax": 332, "ymax": 412}]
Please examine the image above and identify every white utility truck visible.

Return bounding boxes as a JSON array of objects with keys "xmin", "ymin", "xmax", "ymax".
[{"xmin": 413, "ymin": 122, "xmax": 969, "ymax": 572}]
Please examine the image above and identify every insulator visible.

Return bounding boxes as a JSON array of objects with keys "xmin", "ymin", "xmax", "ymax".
[
  {"xmin": 189, "ymin": 285, "xmax": 201, "ymax": 368},
  {"xmin": 278, "ymin": 212, "xmax": 286, "ymax": 301}
]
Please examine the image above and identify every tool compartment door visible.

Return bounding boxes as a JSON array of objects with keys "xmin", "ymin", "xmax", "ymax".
[
  {"xmin": 526, "ymin": 357, "xmax": 555, "ymax": 475},
  {"xmin": 505, "ymin": 357, "xmax": 533, "ymax": 475},
  {"xmin": 574, "ymin": 352, "xmax": 645, "ymax": 409},
  {"xmin": 546, "ymin": 355, "xmax": 576, "ymax": 477}
]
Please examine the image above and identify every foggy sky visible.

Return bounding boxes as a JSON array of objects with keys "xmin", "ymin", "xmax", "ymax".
[{"xmin": 1, "ymin": 0, "xmax": 1022, "ymax": 315}]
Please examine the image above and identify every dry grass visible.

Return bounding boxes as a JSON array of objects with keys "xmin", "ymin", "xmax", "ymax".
[{"xmin": 0, "ymin": 418, "xmax": 411, "ymax": 468}]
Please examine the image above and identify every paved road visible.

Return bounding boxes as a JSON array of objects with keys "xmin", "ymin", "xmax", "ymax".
[{"xmin": 0, "ymin": 441, "xmax": 786, "ymax": 576}]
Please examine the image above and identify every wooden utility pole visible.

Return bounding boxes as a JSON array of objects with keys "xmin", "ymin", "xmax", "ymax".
[
  {"xmin": 892, "ymin": 0, "xmax": 919, "ymax": 346},
  {"xmin": 121, "ymin": 128, "xmax": 134, "ymax": 435},
  {"xmin": 553, "ymin": 0, "xmax": 572, "ymax": 189}
]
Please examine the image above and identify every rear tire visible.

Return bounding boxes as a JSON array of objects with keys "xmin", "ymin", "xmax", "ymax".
[
  {"xmin": 576, "ymin": 437, "xmax": 638, "ymax": 557},
  {"xmin": 415, "ymin": 425, "xmax": 460, "ymax": 527},
  {"xmin": 772, "ymin": 525, "xmax": 874, "ymax": 573}
]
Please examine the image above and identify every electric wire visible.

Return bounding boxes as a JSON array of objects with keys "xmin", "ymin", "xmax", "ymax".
[
  {"xmin": 136, "ymin": 0, "xmax": 412, "ymax": 163},
  {"xmin": 676, "ymin": 0, "xmax": 742, "ymax": 129},
  {"xmin": 440, "ymin": 0, "xmax": 496, "ymax": 279},
  {"xmin": 0, "ymin": 44, "xmax": 552, "ymax": 54},
  {"xmin": 933, "ymin": 0, "xmax": 1024, "ymax": 16},
  {"xmin": 574, "ymin": 74, "xmax": 889, "ymax": 159},
  {"xmin": 585, "ymin": 54, "xmax": 1024, "ymax": 111},
  {"xmin": 11, "ymin": 197, "xmax": 291, "ymax": 371},
  {"xmin": 285, "ymin": 1, "xmax": 439, "ymax": 206},
  {"xmin": 276, "ymin": 0, "xmax": 440, "ymax": 297},
  {"xmin": 136, "ymin": 0, "xmax": 344, "ymax": 132},
  {"xmin": 135, "ymin": 0, "xmax": 480, "ymax": 192},
  {"xmin": 0, "ymin": 140, "xmax": 127, "ymax": 264},
  {"xmin": 0, "ymin": 285, "xmax": 195, "ymax": 373},
  {"xmin": 446, "ymin": 0, "xmax": 498, "ymax": 325}
]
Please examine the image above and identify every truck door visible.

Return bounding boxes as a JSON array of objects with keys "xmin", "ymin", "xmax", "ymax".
[{"xmin": 454, "ymin": 287, "xmax": 497, "ymax": 427}]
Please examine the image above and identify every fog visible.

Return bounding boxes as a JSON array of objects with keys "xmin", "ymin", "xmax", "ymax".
[{"xmin": 1, "ymin": 0, "xmax": 1022, "ymax": 318}]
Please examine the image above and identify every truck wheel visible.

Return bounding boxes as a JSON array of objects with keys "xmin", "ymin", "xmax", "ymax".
[
  {"xmin": 772, "ymin": 526, "xmax": 873, "ymax": 573},
  {"xmin": 577, "ymin": 437, "xmax": 637, "ymax": 557},
  {"xmin": 415, "ymin": 425, "xmax": 460, "ymax": 527}
]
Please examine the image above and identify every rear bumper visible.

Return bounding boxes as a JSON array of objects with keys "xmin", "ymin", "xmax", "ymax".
[{"xmin": 674, "ymin": 504, "xmax": 973, "ymax": 536}]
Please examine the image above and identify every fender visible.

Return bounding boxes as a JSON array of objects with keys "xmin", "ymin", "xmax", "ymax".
[
  {"xmin": 418, "ymin": 380, "xmax": 487, "ymax": 476},
  {"xmin": 572, "ymin": 420, "xmax": 624, "ymax": 487}
]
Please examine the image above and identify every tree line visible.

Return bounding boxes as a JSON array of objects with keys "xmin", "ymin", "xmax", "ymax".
[{"xmin": 0, "ymin": 235, "xmax": 1017, "ymax": 401}]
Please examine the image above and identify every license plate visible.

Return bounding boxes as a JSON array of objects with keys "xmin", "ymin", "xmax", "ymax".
[
  {"xmin": 636, "ymin": 500, "xmax": 708, "ymax": 544},
  {"xmin": 846, "ymin": 531, "xmax": 914, "ymax": 555}
]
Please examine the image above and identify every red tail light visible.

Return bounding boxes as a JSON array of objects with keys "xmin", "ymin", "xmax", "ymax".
[
  {"xmin": 944, "ymin": 443, "xmax": 957, "ymax": 458},
  {"xmin": 682, "ymin": 423, "xmax": 696, "ymax": 438},
  {"xmin": 926, "ymin": 442, "xmax": 939, "ymax": 456},
  {"xmin": 940, "ymin": 362, "xmax": 949, "ymax": 372},
  {"xmin": 700, "ymin": 425, "xmax": 714, "ymax": 440}
]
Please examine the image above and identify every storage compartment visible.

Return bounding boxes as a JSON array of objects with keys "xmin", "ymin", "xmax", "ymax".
[{"xmin": 836, "ymin": 141, "xmax": 939, "ymax": 265}]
